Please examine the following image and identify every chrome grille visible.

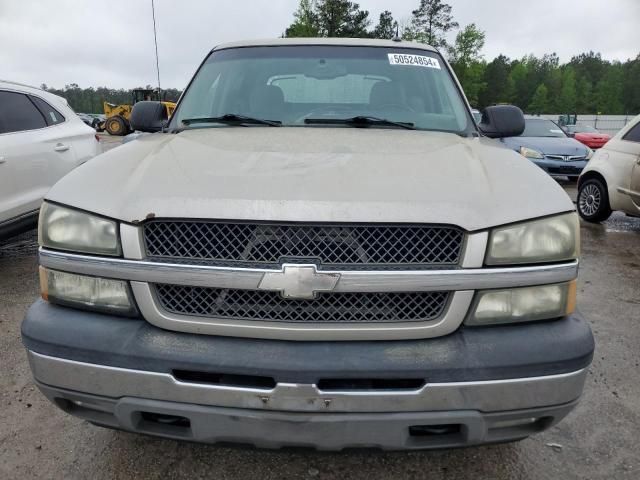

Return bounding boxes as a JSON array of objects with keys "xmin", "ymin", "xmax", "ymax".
[
  {"xmin": 155, "ymin": 284, "xmax": 450, "ymax": 323},
  {"xmin": 546, "ymin": 154, "xmax": 587, "ymax": 162},
  {"xmin": 143, "ymin": 221, "xmax": 464, "ymax": 270}
]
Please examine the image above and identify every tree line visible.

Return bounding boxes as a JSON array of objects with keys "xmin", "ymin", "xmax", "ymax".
[
  {"xmin": 40, "ymin": 83, "xmax": 182, "ymax": 114},
  {"xmin": 284, "ymin": 0, "xmax": 640, "ymax": 114}
]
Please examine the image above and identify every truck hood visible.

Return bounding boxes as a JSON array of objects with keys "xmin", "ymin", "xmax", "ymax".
[
  {"xmin": 47, "ymin": 128, "xmax": 573, "ymax": 231},
  {"xmin": 501, "ymin": 136, "xmax": 589, "ymax": 157}
]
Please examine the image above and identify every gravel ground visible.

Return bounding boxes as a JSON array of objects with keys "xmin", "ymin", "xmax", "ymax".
[{"xmin": 1, "ymin": 177, "xmax": 639, "ymax": 479}]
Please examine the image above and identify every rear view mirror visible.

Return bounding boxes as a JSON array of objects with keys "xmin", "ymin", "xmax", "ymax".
[
  {"xmin": 130, "ymin": 101, "xmax": 167, "ymax": 133},
  {"xmin": 304, "ymin": 60, "xmax": 348, "ymax": 79},
  {"xmin": 478, "ymin": 105, "xmax": 525, "ymax": 138}
]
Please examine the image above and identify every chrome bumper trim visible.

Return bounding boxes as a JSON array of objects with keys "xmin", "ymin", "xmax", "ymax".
[
  {"xmin": 28, "ymin": 351, "xmax": 588, "ymax": 414},
  {"xmin": 39, "ymin": 248, "xmax": 579, "ymax": 293}
]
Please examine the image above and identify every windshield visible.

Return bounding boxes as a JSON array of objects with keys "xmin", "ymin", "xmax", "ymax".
[
  {"xmin": 171, "ymin": 46, "xmax": 472, "ymax": 134},
  {"xmin": 520, "ymin": 119, "xmax": 567, "ymax": 138}
]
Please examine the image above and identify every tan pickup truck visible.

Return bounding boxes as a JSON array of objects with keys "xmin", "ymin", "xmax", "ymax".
[{"xmin": 23, "ymin": 38, "xmax": 593, "ymax": 450}]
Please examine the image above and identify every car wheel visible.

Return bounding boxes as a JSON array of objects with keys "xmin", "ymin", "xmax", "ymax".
[
  {"xmin": 578, "ymin": 178, "xmax": 612, "ymax": 223},
  {"xmin": 105, "ymin": 116, "xmax": 128, "ymax": 136}
]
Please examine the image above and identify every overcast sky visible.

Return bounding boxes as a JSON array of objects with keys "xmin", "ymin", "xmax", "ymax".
[{"xmin": 1, "ymin": 0, "xmax": 638, "ymax": 89}]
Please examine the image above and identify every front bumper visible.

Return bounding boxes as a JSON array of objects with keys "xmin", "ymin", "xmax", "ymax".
[
  {"xmin": 22, "ymin": 301, "xmax": 594, "ymax": 450},
  {"xmin": 532, "ymin": 159, "xmax": 588, "ymax": 177},
  {"xmin": 36, "ymin": 382, "xmax": 580, "ymax": 450}
]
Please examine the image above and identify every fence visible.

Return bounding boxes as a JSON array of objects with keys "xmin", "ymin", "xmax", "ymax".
[{"xmin": 539, "ymin": 114, "xmax": 638, "ymax": 136}]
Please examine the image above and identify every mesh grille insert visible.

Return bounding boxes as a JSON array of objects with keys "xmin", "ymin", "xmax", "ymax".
[
  {"xmin": 143, "ymin": 221, "xmax": 464, "ymax": 270},
  {"xmin": 155, "ymin": 284, "xmax": 450, "ymax": 324}
]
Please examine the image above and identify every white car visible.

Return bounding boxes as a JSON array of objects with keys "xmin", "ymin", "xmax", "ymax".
[
  {"xmin": 577, "ymin": 114, "xmax": 640, "ymax": 222},
  {"xmin": 0, "ymin": 80, "xmax": 100, "ymax": 239}
]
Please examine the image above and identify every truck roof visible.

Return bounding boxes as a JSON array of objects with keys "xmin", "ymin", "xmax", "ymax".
[{"xmin": 213, "ymin": 37, "xmax": 438, "ymax": 53}]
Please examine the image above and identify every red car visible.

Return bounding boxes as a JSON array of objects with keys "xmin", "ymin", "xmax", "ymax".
[{"xmin": 565, "ymin": 124, "xmax": 611, "ymax": 149}]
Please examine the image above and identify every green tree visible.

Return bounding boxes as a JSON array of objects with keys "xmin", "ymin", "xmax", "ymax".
[
  {"xmin": 315, "ymin": 0, "xmax": 370, "ymax": 37},
  {"xmin": 622, "ymin": 55, "xmax": 640, "ymax": 113},
  {"xmin": 575, "ymin": 77, "xmax": 594, "ymax": 113},
  {"xmin": 556, "ymin": 66, "xmax": 577, "ymax": 113},
  {"xmin": 504, "ymin": 53, "xmax": 557, "ymax": 111},
  {"xmin": 402, "ymin": 0, "xmax": 458, "ymax": 50},
  {"xmin": 508, "ymin": 61, "xmax": 529, "ymax": 108},
  {"xmin": 570, "ymin": 51, "xmax": 608, "ymax": 87},
  {"xmin": 478, "ymin": 55, "xmax": 512, "ymax": 107},
  {"xmin": 503, "ymin": 74, "xmax": 517, "ymax": 105},
  {"xmin": 285, "ymin": 0, "xmax": 319, "ymax": 37},
  {"xmin": 371, "ymin": 10, "xmax": 396, "ymax": 39},
  {"xmin": 449, "ymin": 24, "xmax": 486, "ymax": 105},
  {"xmin": 461, "ymin": 62, "xmax": 487, "ymax": 106},
  {"xmin": 449, "ymin": 24, "xmax": 485, "ymax": 65},
  {"xmin": 528, "ymin": 84, "xmax": 549, "ymax": 114},
  {"xmin": 545, "ymin": 66, "xmax": 562, "ymax": 112},
  {"xmin": 594, "ymin": 64, "xmax": 624, "ymax": 114}
]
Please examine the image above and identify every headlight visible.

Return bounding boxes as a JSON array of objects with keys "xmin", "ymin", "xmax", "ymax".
[
  {"xmin": 39, "ymin": 267, "xmax": 137, "ymax": 316},
  {"xmin": 39, "ymin": 202, "xmax": 120, "ymax": 256},
  {"xmin": 519, "ymin": 146, "xmax": 544, "ymax": 159},
  {"xmin": 486, "ymin": 213, "xmax": 580, "ymax": 265},
  {"xmin": 585, "ymin": 147, "xmax": 594, "ymax": 160},
  {"xmin": 466, "ymin": 281, "xmax": 576, "ymax": 326}
]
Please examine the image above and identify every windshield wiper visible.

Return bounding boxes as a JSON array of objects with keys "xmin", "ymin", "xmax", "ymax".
[
  {"xmin": 181, "ymin": 114, "xmax": 281, "ymax": 127},
  {"xmin": 304, "ymin": 116, "xmax": 415, "ymax": 130}
]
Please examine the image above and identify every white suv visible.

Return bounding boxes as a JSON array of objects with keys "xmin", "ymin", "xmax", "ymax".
[{"xmin": 0, "ymin": 80, "xmax": 100, "ymax": 239}]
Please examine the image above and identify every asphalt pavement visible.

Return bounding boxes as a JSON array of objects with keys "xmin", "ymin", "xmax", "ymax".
[{"xmin": 1, "ymin": 161, "xmax": 639, "ymax": 479}]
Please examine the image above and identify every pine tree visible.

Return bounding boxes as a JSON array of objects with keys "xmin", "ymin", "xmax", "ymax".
[
  {"xmin": 402, "ymin": 0, "xmax": 458, "ymax": 50},
  {"xmin": 622, "ymin": 55, "xmax": 640, "ymax": 114},
  {"xmin": 557, "ymin": 67, "xmax": 577, "ymax": 113},
  {"xmin": 575, "ymin": 77, "xmax": 593, "ymax": 113},
  {"xmin": 371, "ymin": 10, "xmax": 396, "ymax": 39},
  {"xmin": 594, "ymin": 65, "xmax": 624, "ymax": 114},
  {"xmin": 285, "ymin": 0, "xmax": 319, "ymax": 37},
  {"xmin": 315, "ymin": 0, "xmax": 370, "ymax": 37},
  {"xmin": 528, "ymin": 84, "xmax": 549, "ymax": 114},
  {"xmin": 570, "ymin": 52, "xmax": 607, "ymax": 87},
  {"xmin": 545, "ymin": 67, "xmax": 562, "ymax": 112},
  {"xmin": 478, "ymin": 55, "xmax": 511, "ymax": 108},
  {"xmin": 508, "ymin": 61, "xmax": 529, "ymax": 108}
]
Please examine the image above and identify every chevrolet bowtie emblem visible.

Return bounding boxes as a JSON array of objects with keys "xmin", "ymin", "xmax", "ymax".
[{"xmin": 258, "ymin": 265, "xmax": 341, "ymax": 300}]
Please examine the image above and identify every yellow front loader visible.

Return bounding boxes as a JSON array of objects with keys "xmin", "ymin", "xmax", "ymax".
[{"xmin": 100, "ymin": 88, "xmax": 176, "ymax": 136}]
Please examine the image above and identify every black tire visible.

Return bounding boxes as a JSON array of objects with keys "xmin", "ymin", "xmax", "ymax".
[
  {"xmin": 105, "ymin": 116, "xmax": 128, "ymax": 136},
  {"xmin": 577, "ymin": 178, "xmax": 612, "ymax": 223}
]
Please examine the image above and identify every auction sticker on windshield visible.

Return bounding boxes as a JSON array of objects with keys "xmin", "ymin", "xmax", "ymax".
[{"xmin": 388, "ymin": 53, "xmax": 441, "ymax": 69}]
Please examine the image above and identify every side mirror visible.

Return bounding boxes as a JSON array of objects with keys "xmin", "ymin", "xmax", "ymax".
[
  {"xmin": 478, "ymin": 105, "xmax": 525, "ymax": 138},
  {"xmin": 130, "ymin": 101, "xmax": 167, "ymax": 133}
]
